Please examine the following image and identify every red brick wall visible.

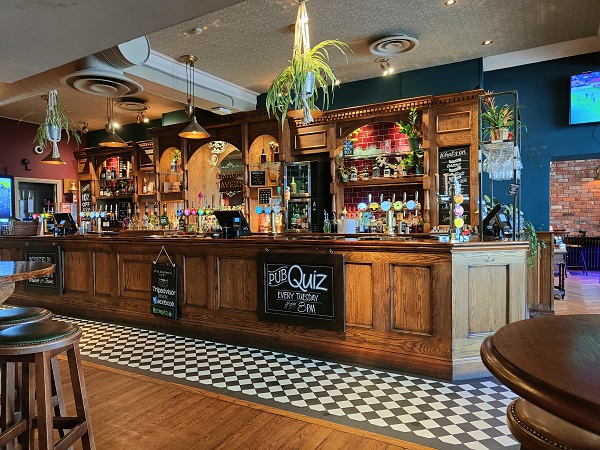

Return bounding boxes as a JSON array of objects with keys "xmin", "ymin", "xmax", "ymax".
[
  {"xmin": 352, "ymin": 122, "xmax": 409, "ymax": 152},
  {"xmin": 550, "ymin": 158, "xmax": 600, "ymax": 235}
]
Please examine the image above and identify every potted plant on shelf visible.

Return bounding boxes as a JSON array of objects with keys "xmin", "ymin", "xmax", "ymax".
[
  {"xmin": 338, "ymin": 165, "xmax": 349, "ymax": 182},
  {"xmin": 396, "ymin": 107, "xmax": 421, "ymax": 151},
  {"xmin": 402, "ymin": 147, "xmax": 424, "ymax": 175},
  {"xmin": 266, "ymin": 1, "xmax": 348, "ymax": 127},
  {"xmin": 480, "ymin": 91, "xmax": 527, "ymax": 141}
]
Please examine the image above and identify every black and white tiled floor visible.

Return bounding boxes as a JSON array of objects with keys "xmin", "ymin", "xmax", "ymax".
[{"xmin": 63, "ymin": 316, "xmax": 518, "ymax": 450}]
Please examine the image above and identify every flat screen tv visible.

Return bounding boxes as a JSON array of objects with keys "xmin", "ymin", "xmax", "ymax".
[
  {"xmin": 0, "ymin": 176, "xmax": 14, "ymax": 222},
  {"xmin": 570, "ymin": 70, "xmax": 600, "ymax": 125}
]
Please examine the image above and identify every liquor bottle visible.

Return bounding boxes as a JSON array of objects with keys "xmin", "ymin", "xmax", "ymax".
[
  {"xmin": 111, "ymin": 165, "xmax": 117, "ymax": 180},
  {"xmin": 160, "ymin": 202, "xmax": 169, "ymax": 229},
  {"xmin": 323, "ymin": 211, "xmax": 330, "ymax": 233},
  {"xmin": 260, "ymin": 148, "xmax": 267, "ymax": 163},
  {"xmin": 290, "ymin": 177, "xmax": 297, "ymax": 194},
  {"xmin": 142, "ymin": 178, "xmax": 148, "ymax": 194},
  {"xmin": 142, "ymin": 203, "xmax": 149, "ymax": 229},
  {"xmin": 331, "ymin": 212, "xmax": 338, "ymax": 233},
  {"xmin": 273, "ymin": 146, "xmax": 280, "ymax": 162},
  {"xmin": 100, "ymin": 162, "xmax": 107, "ymax": 180}
]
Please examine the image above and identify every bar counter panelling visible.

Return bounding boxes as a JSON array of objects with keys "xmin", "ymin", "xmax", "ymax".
[{"xmin": 0, "ymin": 235, "xmax": 527, "ymax": 381}]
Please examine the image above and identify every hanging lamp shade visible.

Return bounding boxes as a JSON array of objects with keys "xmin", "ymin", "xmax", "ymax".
[
  {"xmin": 41, "ymin": 151, "xmax": 67, "ymax": 164},
  {"xmin": 99, "ymin": 131, "xmax": 128, "ymax": 147},
  {"xmin": 179, "ymin": 115, "xmax": 210, "ymax": 139},
  {"xmin": 178, "ymin": 54, "xmax": 210, "ymax": 139}
]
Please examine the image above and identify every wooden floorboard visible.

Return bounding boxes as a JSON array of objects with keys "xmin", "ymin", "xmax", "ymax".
[
  {"xmin": 554, "ymin": 270, "xmax": 600, "ymax": 315},
  {"xmin": 52, "ymin": 360, "xmax": 433, "ymax": 450}
]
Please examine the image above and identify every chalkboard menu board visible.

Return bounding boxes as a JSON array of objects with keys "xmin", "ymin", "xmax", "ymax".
[
  {"xmin": 257, "ymin": 252, "xmax": 345, "ymax": 332},
  {"xmin": 24, "ymin": 244, "xmax": 62, "ymax": 294},
  {"xmin": 250, "ymin": 170, "xmax": 267, "ymax": 187},
  {"xmin": 118, "ymin": 202, "xmax": 129, "ymax": 220},
  {"xmin": 343, "ymin": 140, "xmax": 354, "ymax": 156},
  {"xmin": 80, "ymin": 181, "xmax": 91, "ymax": 213},
  {"xmin": 151, "ymin": 263, "xmax": 178, "ymax": 319},
  {"xmin": 438, "ymin": 146, "xmax": 471, "ymax": 225}
]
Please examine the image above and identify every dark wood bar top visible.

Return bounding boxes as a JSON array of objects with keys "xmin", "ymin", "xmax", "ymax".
[{"xmin": 481, "ymin": 315, "xmax": 600, "ymax": 435}]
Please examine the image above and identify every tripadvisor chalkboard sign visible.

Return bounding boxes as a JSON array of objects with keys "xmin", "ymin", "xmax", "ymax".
[
  {"xmin": 24, "ymin": 244, "xmax": 62, "ymax": 294},
  {"xmin": 438, "ymin": 146, "xmax": 471, "ymax": 225},
  {"xmin": 151, "ymin": 263, "xmax": 178, "ymax": 319},
  {"xmin": 257, "ymin": 252, "xmax": 345, "ymax": 332}
]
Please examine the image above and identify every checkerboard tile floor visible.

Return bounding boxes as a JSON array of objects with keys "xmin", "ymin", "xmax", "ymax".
[{"xmin": 63, "ymin": 316, "xmax": 519, "ymax": 449}]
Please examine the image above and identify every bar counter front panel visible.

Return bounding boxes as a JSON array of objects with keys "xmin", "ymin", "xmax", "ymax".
[{"xmin": 0, "ymin": 235, "xmax": 527, "ymax": 381}]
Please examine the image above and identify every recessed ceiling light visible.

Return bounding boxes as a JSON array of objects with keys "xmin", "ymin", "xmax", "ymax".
[
  {"xmin": 482, "ymin": 40, "xmax": 493, "ymax": 45},
  {"xmin": 444, "ymin": 0, "xmax": 456, "ymax": 5}
]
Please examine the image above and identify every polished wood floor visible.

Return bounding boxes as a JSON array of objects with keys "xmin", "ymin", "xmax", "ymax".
[
  {"xmin": 53, "ymin": 360, "xmax": 433, "ymax": 450},
  {"xmin": 554, "ymin": 269, "xmax": 600, "ymax": 315}
]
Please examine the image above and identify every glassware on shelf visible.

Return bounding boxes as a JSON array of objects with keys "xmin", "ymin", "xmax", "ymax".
[{"xmin": 481, "ymin": 141, "xmax": 522, "ymax": 181}]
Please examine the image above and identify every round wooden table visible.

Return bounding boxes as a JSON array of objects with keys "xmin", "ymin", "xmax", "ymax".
[
  {"xmin": 481, "ymin": 315, "xmax": 600, "ymax": 448},
  {"xmin": 0, "ymin": 261, "xmax": 55, "ymax": 304}
]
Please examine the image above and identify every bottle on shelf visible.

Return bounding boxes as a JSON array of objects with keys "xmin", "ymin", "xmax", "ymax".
[
  {"xmin": 111, "ymin": 163, "xmax": 117, "ymax": 180},
  {"xmin": 142, "ymin": 203, "xmax": 149, "ymax": 229},
  {"xmin": 273, "ymin": 146, "xmax": 279, "ymax": 162},
  {"xmin": 323, "ymin": 211, "xmax": 331, "ymax": 233},
  {"xmin": 260, "ymin": 148, "xmax": 267, "ymax": 163},
  {"xmin": 290, "ymin": 177, "xmax": 297, "ymax": 194},
  {"xmin": 100, "ymin": 162, "xmax": 107, "ymax": 180},
  {"xmin": 160, "ymin": 202, "xmax": 169, "ymax": 230},
  {"xmin": 142, "ymin": 178, "xmax": 148, "ymax": 194}
]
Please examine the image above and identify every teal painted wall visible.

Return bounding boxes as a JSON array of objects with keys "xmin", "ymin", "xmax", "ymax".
[
  {"xmin": 256, "ymin": 59, "xmax": 483, "ymax": 110},
  {"xmin": 484, "ymin": 51, "xmax": 600, "ymax": 229}
]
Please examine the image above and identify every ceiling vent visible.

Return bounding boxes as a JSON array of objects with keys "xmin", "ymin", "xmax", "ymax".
[
  {"xmin": 369, "ymin": 35, "xmax": 419, "ymax": 57},
  {"xmin": 61, "ymin": 36, "xmax": 150, "ymax": 97}
]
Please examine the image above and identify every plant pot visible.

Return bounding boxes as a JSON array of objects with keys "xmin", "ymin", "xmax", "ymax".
[
  {"xmin": 491, "ymin": 127, "xmax": 510, "ymax": 141},
  {"xmin": 287, "ymin": 109, "xmax": 323, "ymax": 120},
  {"xmin": 408, "ymin": 137, "xmax": 420, "ymax": 151},
  {"xmin": 46, "ymin": 124, "xmax": 61, "ymax": 142},
  {"xmin": 415, "ymin": 166, "xmax": 424, "ymax": 175},
  {"xmin": 340, "ymin": 174, "xmax": 349, "ymax": 183},
  {"xmin": 406, "ymin": 166, "xmax": 416, "ymax": 175}
]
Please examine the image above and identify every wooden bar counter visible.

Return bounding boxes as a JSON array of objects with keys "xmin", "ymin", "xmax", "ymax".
[{"xmin": 0, "ymin": 234, "xmax": 527, "ymax": 381}]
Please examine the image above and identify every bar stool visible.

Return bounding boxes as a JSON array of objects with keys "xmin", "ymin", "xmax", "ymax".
[
  {"xmin": 0, "ymin": 306, "xmax": 53, "ymax": 330},
  {"xmin": 0, "ymin": 320, "xmax": 94, "ymax": 450},
  {"xmin": 566, "ymin": 229, "xmax": 588, "ymax": 275}
]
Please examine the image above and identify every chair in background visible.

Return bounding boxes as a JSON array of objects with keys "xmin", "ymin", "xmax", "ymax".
[{"xmin": 566, "ymin": 229, "xmax": 588, "ymax": 275}]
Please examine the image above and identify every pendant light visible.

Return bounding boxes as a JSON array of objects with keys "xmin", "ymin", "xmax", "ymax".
[
  {"xmin": 99, "ymin": 97, "xmax": 127, "ymax": 148},
  {"xmin": 178, "ymin": 55, "xmax": 210, "ymax": 139}
]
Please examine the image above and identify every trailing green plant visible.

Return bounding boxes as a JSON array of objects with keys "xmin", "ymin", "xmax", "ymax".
[
  {"xmin": 23, "ymin": 90, "xmax": 81, "ymax": 149},
  {"xmin": 396, "ymin": 107, "xmax": 421, "ymax": 138},
  {"xmin": 266, "ymin": 39, "xmax": 349, "ymax": 128},
  {"xmin": 524, "ymin": 220, "xmax": 546, "ymax": 267}
]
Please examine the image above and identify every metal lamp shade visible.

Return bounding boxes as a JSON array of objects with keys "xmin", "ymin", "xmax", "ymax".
[
  {"xmin": 41, "ymin": 152, "xmax": 66, "ymax": 164},
  {"xmin": 99, "ymin": 131, "xmax": 128, "ymax": 148},
  {"xmin": 178, "ymin": 115, "xmax": 210, "ymax": 139}
]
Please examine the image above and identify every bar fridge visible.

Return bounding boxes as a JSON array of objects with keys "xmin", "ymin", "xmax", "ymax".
[{"xmin": 283, "ymin": 161, "xmax": 331, "ymax": 232}]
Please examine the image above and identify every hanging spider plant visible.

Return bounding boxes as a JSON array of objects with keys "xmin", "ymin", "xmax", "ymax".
[{"xmin": 266, "ymin": 1, "xmax": 348, "ymax": 127}]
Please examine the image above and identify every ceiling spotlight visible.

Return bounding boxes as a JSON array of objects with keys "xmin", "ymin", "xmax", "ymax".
[
  {"xmin": 377, "ymin": 58, "xmax": 394, "ymax": 76},
  {"xmin": 482, "ymin": 40, "xmax": 493, "ymax": 45},
  {"xmin": 444, "ymin": 0, "xmax": 456, "ymax": 5},
  {"xmin": 135, "ymin": 112, "xmax": 150, "ymax": 124}
]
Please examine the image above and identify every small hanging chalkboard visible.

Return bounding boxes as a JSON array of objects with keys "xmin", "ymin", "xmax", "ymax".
[
  {"xmin": 343, "ymin": 140, "xmax": 354, "ymax": 156},
  {"xmin": 250, "ymin": 170, "xmax": 267, "ymax": 187},
  {"xmin": 258, "ymin": 188, "xmax": 272, "ymax": 204},
  {"xmin": 151, "ymin": 246, "xmax": 178, "ymax": 319}
]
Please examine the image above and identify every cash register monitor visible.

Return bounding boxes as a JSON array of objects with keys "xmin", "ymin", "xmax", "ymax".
[
  {"xmin": 53, "ymin": 213, "xmax": 78, "ymax": 234},
  {"xmin": 213, "ymin": 210, "xmax": 252, "ymax": 237}
]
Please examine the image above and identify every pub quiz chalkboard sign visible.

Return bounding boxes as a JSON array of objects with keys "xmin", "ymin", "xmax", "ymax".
[
  {"xmin": 151, "ymin": 263, "xmax": 178, "ymax": 319},
  {"xmin": 257, "ymin": 252, "xmax": 345, "ymax": 332},
  {"xmin": 24, "ymin": 244, "xmax": 62, "ymax": 294},
  {"xmin": 438, "ymin": 146, "xmax": 471, "ymax": 225}
]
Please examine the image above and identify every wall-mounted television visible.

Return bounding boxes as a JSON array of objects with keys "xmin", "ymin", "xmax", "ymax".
[
  {"xmin": 0, "ymin": 176, "xmax": 14, "ymax": 222},
  {"xmin": 570, "ymin": 70, "xmax": 600, "ymax": 125}
]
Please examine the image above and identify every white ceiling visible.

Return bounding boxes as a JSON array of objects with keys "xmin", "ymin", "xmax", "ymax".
[{"xmin": 0, "ymin": 0, "xmax": 599, "ymax": 133}]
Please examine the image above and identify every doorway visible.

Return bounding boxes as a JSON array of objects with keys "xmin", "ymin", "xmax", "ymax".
[{"xmin": 14, "ymin": 177, "xmax": 62, "ymax": 219}]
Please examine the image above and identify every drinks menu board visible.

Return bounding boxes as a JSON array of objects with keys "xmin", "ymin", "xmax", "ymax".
[
  {"xmin": 257, "ymin": 252, "xmax": 345, "ymax": 332},
  {"xmin": 437, "ymin": 146, "xmax": 471, "ymax": 225}
]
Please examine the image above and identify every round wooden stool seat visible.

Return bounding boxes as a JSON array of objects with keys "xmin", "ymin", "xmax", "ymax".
[
  {"xmin": 507, "ymin": 398, "xmax": 600, "ymax": 450},
  {"xmin": 0, "ymin": 320, "xmax": 79, "ymax": 350},
  {"xmin": 0, "ymin": 307, "xmax": 52, "ymax": 329},
  {"xmin": 0, "ymin": 320, "xmax": 94, "ymax": 449}
]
